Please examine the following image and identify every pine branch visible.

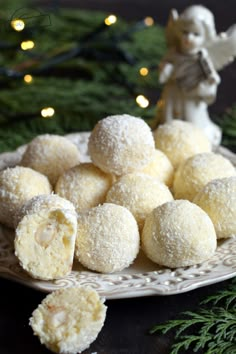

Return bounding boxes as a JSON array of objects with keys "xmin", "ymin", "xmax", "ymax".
[{"xmin": 150, "ymin": 278, "xmax": 236, "ymax": 354}]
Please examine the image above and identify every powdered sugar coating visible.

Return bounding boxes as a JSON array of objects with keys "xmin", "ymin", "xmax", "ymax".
[
  {"xmin": 21, "ymin": 134, "xmax": 80, "ymax": 186},
  {"xmin": 153, "ymin": 120, "xmax": 211, "ymax": 169},
  {"xmin": 29, "ymin": 286, "xmax": 107, "ymax": 354},
  {"xmin": 0, "ymin": 166, "xmax": 52, "ymax": 228},
  {"xmin": 55, "ymin": 163, "xmax": 112, "ymax": 213},
  {"xmin": 106, "ymin": 173, "xmax": 173, "ymax": 229},
  {"xmin": 88, "ymin": 114, "xmax": 155, "ymax": 175},
  {"xmin": 141, "ymin": 200, "xmax": 217, "ymax": 268},
  {"xmin": 140, "ymin": 149, "xmax": 174, "ymax": 186},
  {"xmin": 173, "ymin": 152, "xmax": 236, "ymax": 201},
  {"xmin": 14, "ymin": 194, "xmax": 76, "ymax": 228},
  {"xmin": 193, "ymin": 176, "xmax": 236, "ymax": 239},
  {"xmin": 75, "ymin": 203, "xmax": 140, "ymax": 273}
]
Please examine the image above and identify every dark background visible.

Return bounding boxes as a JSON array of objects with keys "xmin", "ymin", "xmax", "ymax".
[{"xmin": 1, "ymin": 1, "xmax": 236, "ymax": 354}]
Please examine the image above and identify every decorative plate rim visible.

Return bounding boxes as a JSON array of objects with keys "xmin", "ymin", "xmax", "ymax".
[{"xmin": 0, "ymin": 132, "xmax": 235, "ymax": 299}]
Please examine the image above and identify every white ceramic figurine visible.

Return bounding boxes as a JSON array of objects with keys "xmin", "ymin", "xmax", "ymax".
[{"xmin": 156, "ymin": 5, "xmax": 236, "ymax": 146}]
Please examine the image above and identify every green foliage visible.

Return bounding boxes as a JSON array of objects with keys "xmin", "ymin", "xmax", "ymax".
[
  {"xmin": 216, "ymin": 106, "xmax": 236, "ymax": 150},
  {"xmin": 0, "ymin": 0, "xmax": 166, "ymax": 152},
  {"xmin": 150, "ymin": 278, "xmax": 236, "ymax": 354},
  {"xmin": 0, "ymin": 0, "xmax": 235, "ymax": 154}
]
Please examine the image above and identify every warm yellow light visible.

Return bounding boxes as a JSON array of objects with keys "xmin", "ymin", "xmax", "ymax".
[
  {"xmin": 144, "ymin": 17, "xmax": 154, "ymax": 26},
  {"xmin": 104, "ymin": 14, "xmax": 117, "ymax": 26},
  {"xmin": 136, "ymin": 95, "xmax": 149, "ymax": 108},
  {"xmin": 11, "ymin": 19, "xmax": 25, "ymax": 31},
  {"xmin": 24, "ymin": 74, "xmax": 33, "ymax": 83},
  {"xmin": 21, "ymin": 40, "xmax": 35, "ymax": 50},
  {"xmin": 41, "ymin": 107, "xmax": 55, "ymax": 118},
  {"xmin": 139, "ymin": 67, "xmax": 149, "ymax": 76}
]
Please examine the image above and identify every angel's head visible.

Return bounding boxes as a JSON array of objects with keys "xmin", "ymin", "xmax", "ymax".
[{"xmin": 168, "ymin": 5, "xmax": 217, "ymax": 54}]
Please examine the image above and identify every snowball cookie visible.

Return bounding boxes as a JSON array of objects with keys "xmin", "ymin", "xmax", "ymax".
[
  {"xmin": 29, "ymin": 286, "xmax": 107, "ymax": 354},
  {"xmin": 88, "ymin": 114, "xmax": 155, "ymax": 175},
  {"xmin": 193, "ymin": 177, "xmax": 236, "ymax": 239},
  {"xmin": 0, "ymin": 166, "xmax": 52, "ymax": 228},
  {"xmin": 55, "ymin": 163, "xmax": 112, "ymax": 213},
  {"xmin": 173, "ymin": 152, "xmax": 236, "ymax": 201},
  {"xmin": 142, "ymin": 200, "xmax": 217, "ymax": 268},
  {"xmin": 106, "ymin": 173, "xmax": 173, "ymax": 229},
  {"xmin": 15, "ymin": 208, "xmax": 77, "ymax": 280},
  {"xmin": 14, "ymin": 193, "xmax": 76, "ymax": 227},
  {"xmin": 140, "ymin": 149, "xmax": 174, "ymax": 186},
  {"xmin": 153, "ymin": 120, "xmax": 211, "ymax": 169},
  {"xmin": 75, "ymin": 203, "xmax": 140, "ymax": 273},
  {"xmin": 21, "ymin": 134, "xmax": 80, "ymax": 186}
]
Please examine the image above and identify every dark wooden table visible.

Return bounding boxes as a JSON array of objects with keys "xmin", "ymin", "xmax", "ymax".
[
  {"xmin": 1, "ymin": 1, "xmax": 236, "ymax": 353},
  {"xmin": 0, "ymin": 277, "xmax": 234, "ymax": 354}
]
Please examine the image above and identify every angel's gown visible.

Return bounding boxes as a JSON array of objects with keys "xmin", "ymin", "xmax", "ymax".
[{"xmin": 157, "ymin": 50, "xmax": 222, "ymax": 146}]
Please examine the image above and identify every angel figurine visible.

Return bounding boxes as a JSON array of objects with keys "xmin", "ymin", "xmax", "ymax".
[{"xmin": 156, "ymin": 5, "xmax": 236, "ymax": 146}]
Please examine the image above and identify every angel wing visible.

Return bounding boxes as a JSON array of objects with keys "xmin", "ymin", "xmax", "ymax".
[
  {"xmin": 165, "ymin": 8, "xmax": 179, "ymax": 48},
  {"xmin": 207, "ymin": 25, "xmax": 236, "ymax": 71}
]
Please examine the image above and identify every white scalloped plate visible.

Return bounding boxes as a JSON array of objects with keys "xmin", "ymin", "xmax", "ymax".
[{"xmin": 0, "ymin": 132, "xmax": 236, "ymax": 299}]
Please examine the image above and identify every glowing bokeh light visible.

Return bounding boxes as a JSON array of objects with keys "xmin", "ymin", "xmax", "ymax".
[{"xmin": 136, "ymin": 95, "xmax": 149, "ymax": 108}]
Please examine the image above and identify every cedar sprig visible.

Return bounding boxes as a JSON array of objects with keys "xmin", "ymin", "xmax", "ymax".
[{"xmin": 150, "ymin": 279, "xmax": 236, "ymax": 354}]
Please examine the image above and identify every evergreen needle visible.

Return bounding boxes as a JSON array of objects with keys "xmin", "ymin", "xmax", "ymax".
[{"xmin": 150, "ymin": 278, "xmax": 236, "ymax": 354}]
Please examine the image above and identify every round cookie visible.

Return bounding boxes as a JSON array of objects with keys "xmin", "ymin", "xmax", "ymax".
[
  {"xmin": 55, "ymin": 163, "xmax": 112, "ymax": 213},
  {"xmin": 193, "ymin": 176, "xmax": 236, "ymax": 239},
  {"xmin": 140, "ymin": 149, "xmax": 174, "ymax": 186},
  {"xmin": 14, "ymin": 193, "xmax": 76, "ymax": 228},
  {"xmin": 141, "ymin": 200, "xmax": 217, "ymax": 268},
  {"xmin": 173, "ymin": 152, "xmax": 236, "ymax": 201},
  {"xmin": 21, "ymin": 134, "xmax": 80, "ymax": 186},
  {"xmin": 106, "ymin": 173, "xmax": 173, "ymax": 229},
  {"xmin": 0, "ymin": 166, "xmax": 52, "ymax": 228},
  {"xmin": 15, "ymin": 208, "xmax": 77, "ymax": 280},
  {"xmin": 29, "ymin": 286, "xmax": 107, "ymax": 354},
  {"xmin": 75, "ymin": 203, "xmax": 140, "ymax": 273},
  {"xmin": 88, "ymin": 114, "xmax": 155, "ymax": 175},
  {"xmin": 153, "ymin": 120, "xmax": 211, "ymax": 168}
]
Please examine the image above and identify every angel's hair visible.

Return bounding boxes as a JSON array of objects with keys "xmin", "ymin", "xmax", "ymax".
[{"xmin": 180, "ymin": 5, "xmax": 216, "ymax": 42}]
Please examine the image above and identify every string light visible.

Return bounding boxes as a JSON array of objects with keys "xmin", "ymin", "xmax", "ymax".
[
  {"xmin": 41, "ymin": 107, "xmax": 55, "ymax": 118},
  {"xmin": 144, "ymin": 17, "xmax": 154, "ymax": 26},
  {"xmin": 104, "ymin": 14, "xmax": 117, "ymax": 26},
  {"xmin": 136, "ymin": 95, "xmax": 149, "ymax": 108},
  {"xmin": 11, "ymin": 19, "xmax": 25, "ymax": 31},
  {"xmin": 24, "ymin": 74, "xmax": 33, "ymax": 84},
  {"xmin": 21, "ymin": 40, "xmax": 35, "ymax": 50},
  {"xmin": 139, "ymin": 67, "xmax": 149, "ymax": 76}
]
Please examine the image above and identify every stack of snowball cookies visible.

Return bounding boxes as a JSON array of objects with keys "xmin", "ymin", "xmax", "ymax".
[{"xmin": 0, "ymin": 114, "xmax": 235, "ymax": 353}]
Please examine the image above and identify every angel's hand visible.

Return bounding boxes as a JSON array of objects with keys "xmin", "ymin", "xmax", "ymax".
[
  {"xmin": 159, "ymin": 63, "xmax": 174, "ymax": 84},
  {"xmin": 196, "ymin": 79, "xmax": 219, "ymax": 104}
]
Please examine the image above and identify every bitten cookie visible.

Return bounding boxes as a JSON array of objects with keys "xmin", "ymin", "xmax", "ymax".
[
  {"xmin": 0, "ymin": 166, "xmax": 52, "ymax": 228},
  {"xmin": 29, "ymin": 286, "xmax": 107, "ymax": 354},
  {"xmin": 153, "ymin": 120, "xmax": 211, "ymax": 168},
  {"xmin": 21, "ymin": 134, "xmax": 80, "ymax": 186},
  {"xmin": 14, "ymin": 193, "xmax": 76, "ymax": 228},
  {"xmin": 75, "ymin": 203, "xmax": 140, "ymax": 273},
  {"xmin": 142, "ymin": 200, "xmax": 217, "ymax": 268},
  {"xmin": 88, "ymin": 114, "xmax": 155, "ymax": 175},
  {"xmin": 193, "ymin": 176, "xmax": 236, "ymax": 239},
  {"xmin": 55, "ymin": 163, "xmax": 112, "ymax": 213},
  {"xmin": 173, "ymin": 152, "xmax": 236, "ymax": 201},
  {"xmin": 15, "ymin": 208, "xmax": 77, "ymax": 280}
]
